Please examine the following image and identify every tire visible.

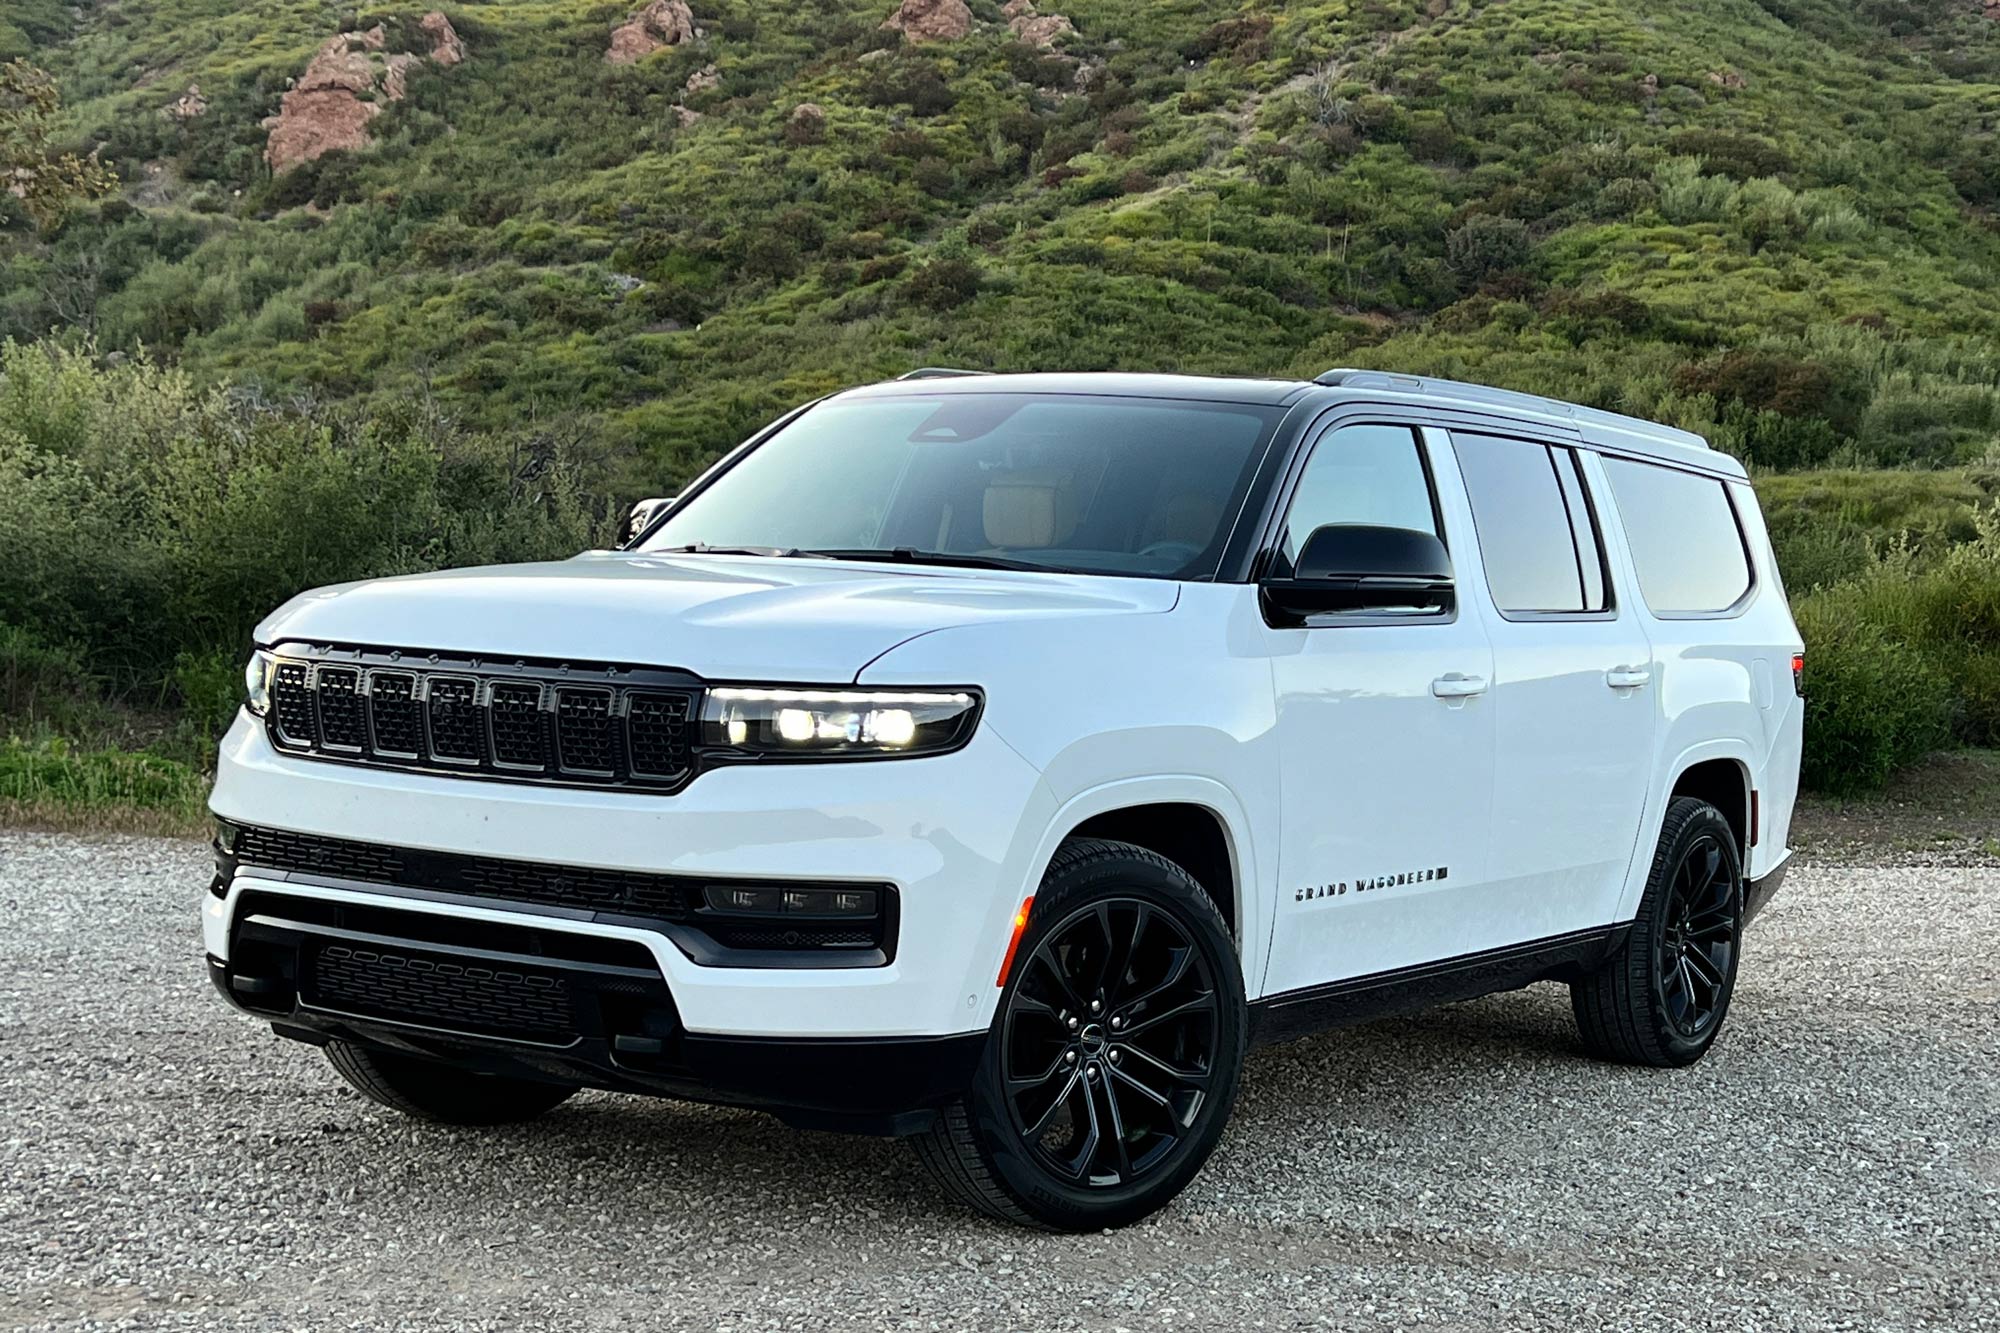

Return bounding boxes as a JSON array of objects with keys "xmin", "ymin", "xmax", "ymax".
[
  {"xmin": 1572, "ymin": 797, "xmax": 1744, "ymax": 1068},
  {"xmin": 326, "ymin": 1041, "xmax": 578, "ymax": 1125},
  {"xmin": 912, "ymin": 838, "xmax": 1247, "ymax": 1230}
]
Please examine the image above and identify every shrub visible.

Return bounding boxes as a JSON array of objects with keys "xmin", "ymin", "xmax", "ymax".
[
  {"xmin": 1794, "ymin": 597, "xmax": 1952, "ymax": 794},
  {"xmin": 1445, "ymin": 214, "xmax": 1531, "ymax": 279},
  {"xmin": 905, "ymin": 255, "xmax": 980, "ymax": 310}
]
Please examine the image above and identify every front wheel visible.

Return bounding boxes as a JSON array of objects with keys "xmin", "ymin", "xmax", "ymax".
[{"xmin": 913, "ymin": 838, "xmax": 1247, "ymax": 1230}]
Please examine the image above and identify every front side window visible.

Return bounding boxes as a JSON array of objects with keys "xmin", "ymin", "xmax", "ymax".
[
  {"xmin": 1275, "ymin": 423, "xmax": 1440, "ymax": 570},
  {"xmin": 643, "ymin": 393, "xmax": 1284, "ymax": 580},
  {"xmin": 1603, "ymin": 457, "xmax": 1752, "ymax": 615},
  {"xmin": 1452, "ymin": 433, "xmax": 1609, "ymax": 615}
]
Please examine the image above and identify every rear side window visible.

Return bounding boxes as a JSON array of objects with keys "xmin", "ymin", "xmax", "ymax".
[
  {"xmin": 1603, "ymin": 457, "xmax": 1752, "ymax": 615},
  {"xmin": 1451, "ymin": 433, "xmax": 1610, "ymax": 615}
]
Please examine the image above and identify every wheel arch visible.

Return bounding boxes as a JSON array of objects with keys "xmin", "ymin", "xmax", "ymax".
[
  {"xmin": 1617, "ymin": 741, "xmax": 1757, "ymax": 921},
  {"xmin": 1027, "ymin": 777, "xmax": 1265, "ymax": 992}
]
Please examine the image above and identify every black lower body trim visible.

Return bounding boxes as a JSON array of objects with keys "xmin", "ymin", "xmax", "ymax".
[
  {"xmin": 1744, "ymin": 860, "xmax": 1788, "ymax": 927},
  {"xmin": 208, "ymin": 909, "xmax": 980, "ymax": 1135},
  {"xmin": 1249, "ymin": 925, "xmax": 1625, "ymax": 1047}
]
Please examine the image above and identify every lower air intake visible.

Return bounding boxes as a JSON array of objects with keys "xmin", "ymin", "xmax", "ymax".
[{"xmin": 307, "ymin": 942, "xmax": 576, "ymax": 1045}]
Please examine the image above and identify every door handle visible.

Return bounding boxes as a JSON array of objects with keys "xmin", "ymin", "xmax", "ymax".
[
  {"xmin": 1431, "ymin": 673, "xmax": 1488, "ymax": 700},
  {"xmin": 1606, "ymin": 666, "xmax": 1652, "ymax": 690}
]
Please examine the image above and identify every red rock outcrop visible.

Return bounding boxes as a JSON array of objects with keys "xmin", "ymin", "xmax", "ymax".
[
  {"xmin": 607, "ymin": 0, "xmax": 701, "ymax": 64},
  {"xmin": 683, "ymin": 63, "xmax": 720, "ymax": 95},
  {"xmin": 263, "ymin": 17, "xmax": 466, "ymax": 174},
  {"xmin": 421, "ymin": 11, "xmax": 465, "ymax": 64},
  {"xmin": 882, "ymin": 0, "xmax": 972, "ymax": 43}
]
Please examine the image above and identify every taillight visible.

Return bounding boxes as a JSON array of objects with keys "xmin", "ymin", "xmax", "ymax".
[{"xmin": 1791, "ymin": 652, "xmax": 1804, "ymax": 697}]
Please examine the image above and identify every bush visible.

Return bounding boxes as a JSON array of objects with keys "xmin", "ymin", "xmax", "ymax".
[
  {"xmin": 1794, "ymin": 516, "xmax": 2000, "ymax": 790},
  {"xmin": 1794, "ymin": 601, "xmax": 1951, "ymax": 794},
  {"xmin": 1445, "ymin": 214, "xmax": 1531, "ymax": 280}
]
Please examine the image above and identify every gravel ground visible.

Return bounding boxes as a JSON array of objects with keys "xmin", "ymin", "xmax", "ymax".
[{"xmin": 1, "ymin": 832, "xmax": 1995, "ymax": 1332}]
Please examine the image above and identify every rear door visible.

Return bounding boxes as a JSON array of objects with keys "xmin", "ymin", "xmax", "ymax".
[
  {"xmin": 1444, "ymin": 430, "xmax": 1658, "ymax": 936},
  {"xmin": 1259, "ymin": 419, "xmax": 1498, "ymax": 997}
]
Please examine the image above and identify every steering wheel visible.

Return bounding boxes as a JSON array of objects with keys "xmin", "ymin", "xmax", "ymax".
[{"xmin": 1136, "ymin": 540, "xmax": 1202, "ymax": 565}]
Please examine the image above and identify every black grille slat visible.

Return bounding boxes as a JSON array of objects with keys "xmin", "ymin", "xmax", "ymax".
[
  {"xmin": 315, "ymin": 666, "xmax": 367, "ymax": 751},
  {"xmin": 487, "ymin": 682, "xmax": 548, "ymax": 770},
  {"xmin": 627, "ymin": 691, "xmax": 692, "ymax": 779},
  {"xmin": 367, "ymin": 672, "xmax": 422, "ymax": 757},
  {"xmin": 271, "ymin": 662, "xmax": 317, "ymax": 747},
  {"xmin": 307, "ymin": 942, "xmax": 574, "ymax": 1044},
  {"xmin": 555, "ymin": 688, "xmax": 618, "ymax": 775},
  {"xmin": 259, "ymin": 647, "xmax": 697, "ymax": 791},
  {"xmin": 235, "ymin": 826, "xmax": 409, "ymax": 882},
  {"xmin": 425, "ymin": 676, "xmax": 485, "ymax": 765},
  {"xmin": 233, "ymin": 826, "xmax": 694, "ymax": 922}
]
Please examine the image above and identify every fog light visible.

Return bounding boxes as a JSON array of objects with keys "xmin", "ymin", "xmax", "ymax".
[{"xmin": 704, "ymin": 884, "xmax": 878, "ymax": 917}]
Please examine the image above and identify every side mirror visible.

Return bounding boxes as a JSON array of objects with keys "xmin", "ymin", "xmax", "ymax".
[
  {"xmin": 1260, "ymin": 524, "xmax": 1454, "ymax": 625},
  {"xmin": 622, "ymin": 496, "xmax": 676, "ymax": 546}
]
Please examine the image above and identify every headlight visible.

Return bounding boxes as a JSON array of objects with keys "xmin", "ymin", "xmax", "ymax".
[
  {"xmin": 701, "ymin": 687, "xmax": 980, "ymax": 758},
  {"xmin": 243, "ymin": 649, "xmax": 274, "ymax": 717}
]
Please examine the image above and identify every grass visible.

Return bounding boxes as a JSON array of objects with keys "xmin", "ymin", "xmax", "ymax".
[
  {"xmin": 1790, "ymin": 748, "xmax": 2000, "ymax": 866},
  {"xmin": 0, "ymin": 736, "xmax": 210, "ymax": 836}
]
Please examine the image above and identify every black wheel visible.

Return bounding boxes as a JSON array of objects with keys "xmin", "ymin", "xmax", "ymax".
[
  {"xmin": 913, "ymin": 838, "xmax": 1246, "ymax": 1230},
  {"xmin": 1572, "ymin": 797, "xmax": 1744, "ymax": 1068},
  {"xmin": 326, "ymin": 1041, "xmax": 578, "ymax": 1125}
]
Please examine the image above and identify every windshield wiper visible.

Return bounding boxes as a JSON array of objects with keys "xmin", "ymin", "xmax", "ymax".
[
  {"xmin": 797, "ymin": 547, "xmax": 1062, "ymax": 574},
  {"xmin": 647, "ymin": 544, "xmax": 796, "ymax": 557}
]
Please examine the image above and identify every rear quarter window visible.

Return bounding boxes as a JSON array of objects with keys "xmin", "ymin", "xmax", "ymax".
[{"xmin": 1602, "ymin": 457, "xmax": 1752, "ymax": 615}]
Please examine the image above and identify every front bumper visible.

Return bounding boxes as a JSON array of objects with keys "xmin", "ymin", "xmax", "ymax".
[
  {"xmin": 205, "ymin": 934, "xmax": 981, "ymax": 1134},
  {"xmin": 207, "ymin": 711, "xmax": 1051, "ymax": 1041}
]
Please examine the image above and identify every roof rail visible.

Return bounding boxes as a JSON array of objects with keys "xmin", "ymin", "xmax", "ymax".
[
  {"xmin": 1313, "ymin": 368, "xmax": 1709, "ymax": 451},
  {"xmin": 897, "ymin": 367, "xmax": 986, "ymax": 381}
]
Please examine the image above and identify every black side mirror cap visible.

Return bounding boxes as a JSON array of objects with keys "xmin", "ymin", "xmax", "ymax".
[
  {"xmin": 622, "ymin": 496, "xmax": 677, "ymax": 546},
  {"xmin": 1260, "ymin": 523, "xmax": 1455, "ymax": 625}
]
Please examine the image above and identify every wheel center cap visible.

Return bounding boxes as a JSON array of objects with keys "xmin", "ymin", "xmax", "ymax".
[{"xmin": 1080, "ymin": 1023, "xmax": 1107, "ymax": 1052}]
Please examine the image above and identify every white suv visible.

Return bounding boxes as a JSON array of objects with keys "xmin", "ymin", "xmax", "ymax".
[{"xmin": 207, "ymin": 369, "xmax": 1803, "ymax": 1229}]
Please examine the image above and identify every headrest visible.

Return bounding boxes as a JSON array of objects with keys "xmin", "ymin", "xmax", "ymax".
[{"xmin": 983, "ymin": 472, "xmax": 1077, "ymax": 548}]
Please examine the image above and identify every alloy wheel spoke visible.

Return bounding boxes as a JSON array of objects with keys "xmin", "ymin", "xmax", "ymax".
[
  {"xmin": 1118, "ymin": 944, "xmax": 1197, "ymax": 1016},
  {"xmin": 1093, "ymin": 902, "xmax": 1149, "ymax": 1007},
  {"xmin": 1060, "ymin": 1070, "xmax": 1103, "ymax": 1181},
  {"xmin": 1683, "ymin": 945, "xmax": 1727, "ymax": 991},
  {"xmin": 1096, "ymin": 1070, "xmax": 1134, "ymax": 1181},
  {"xmin": 1029, "ymin": 945, "xmax": 1086, "ymax": 1013},
  {"xmin": 1107, "ymin": 1059, "xmax": 1172, "ymax": 1109},
  {"xmin": 1006, "ymin": 1046, "xmax": 1072, "ymax": 1095},
  {"xmin": 1119, "ymin": 989, "xmax": 1216, "ymax": 1038},
  {"xmin": 1025, "ymin": 1067, "xmax": 1083, "ymax": 1141},
  {"xmin": 1117, "ymin": 1040, "xmax": 1210, "ymax": 1094}
]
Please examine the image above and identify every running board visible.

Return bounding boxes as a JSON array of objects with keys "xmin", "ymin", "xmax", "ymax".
[{"xmin": 1248, "ymin": 925, "xmax": 1627, "ymax": 1047}]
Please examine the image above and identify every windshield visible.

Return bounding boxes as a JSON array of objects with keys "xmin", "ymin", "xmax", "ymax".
[{"xmin": 642, "ymin": 393, "xmax": 1285, "ymax": 579}]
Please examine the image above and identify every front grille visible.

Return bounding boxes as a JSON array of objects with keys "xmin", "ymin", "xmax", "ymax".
[
  {"xmin": 264, "ymin": 646, "xmax": 696, "ymax": 790},
  {"xmin": 231, "ymin": 825, "xmax": 696, "ymax": 923},
  {"xmin": 307, "ymin": 941, "xmax": 575, "ymax": 1044}
]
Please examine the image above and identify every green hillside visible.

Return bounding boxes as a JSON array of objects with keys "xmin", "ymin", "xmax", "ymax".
[
  {"xmin": 9, "ymin": 0, "xmax": 2000, "ymax": 484},
  {"xmin": 4, "ymin": 0, "xmax": 2000, "ymax": 813}
]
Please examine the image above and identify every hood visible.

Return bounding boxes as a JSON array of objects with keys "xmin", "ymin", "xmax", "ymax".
[{"xmin": 256, "ymin": 551, "xmax": 1179, "ymax": 681}]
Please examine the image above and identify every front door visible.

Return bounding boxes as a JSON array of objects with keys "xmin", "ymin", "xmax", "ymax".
[{"xmin": 1260, "ymin": 421, "xmax": 1498, "ymax": 998}]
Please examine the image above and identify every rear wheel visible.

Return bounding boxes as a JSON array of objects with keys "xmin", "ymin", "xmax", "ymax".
[
  {"xmin": 326, "ymin": 1041, "xmax": 578, "ymax": 1124},
  {"xmin": 913, "ymin": 838, "xmax": 1246, "ymax": 1230},
  {"xmin": 1572, "ymin": 797, "xmax": 1744, "ymax": 1068}
]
